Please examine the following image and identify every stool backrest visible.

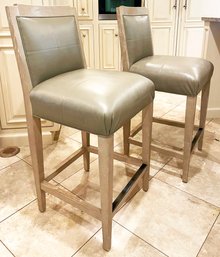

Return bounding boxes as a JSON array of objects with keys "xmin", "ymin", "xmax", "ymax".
[
  {"xmin": 6, "ymin": 5, "xmax": 86, "ymax": 89},
  {"xmin": 117, "ymin": 6, "xmax": 153, "ymax": 71}
]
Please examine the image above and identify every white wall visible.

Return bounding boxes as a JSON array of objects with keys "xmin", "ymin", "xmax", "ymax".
[{"xmin": 202, "ymin": 0, "xmax": 220, "ymax": 17}]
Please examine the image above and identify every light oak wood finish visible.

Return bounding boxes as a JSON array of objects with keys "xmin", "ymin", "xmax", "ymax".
[
  {"xmin": 98, "ymin": 135, "xmax": 113, "ymax": 251},
  {"xmin": 81, "ymin": 131, "xmax": 90, "ymax": 171},
  {"xmin": 123, "ymin": 121, "xmax": 131, "ymax": 156},
  {"xmin": 45, "ymin": 147, "xmax": 85, "ymax": 182},
  {"xmin": 117, "ymin": 6, "xmax": 211, "ymax": 183},
  {"xmin": 198, "ymin": 82, "xmax": 211, "ymax": 150},
  {"xmin": 182, "ymin": 96, "xmax": 197, "ymax": 183},
  {"xmin": 142, "ymin": 103, "xmax": 153, "ymax": 191},
  {"xmin": 6, "ymin": 5, "xmax": 153, "ymax": 251}
]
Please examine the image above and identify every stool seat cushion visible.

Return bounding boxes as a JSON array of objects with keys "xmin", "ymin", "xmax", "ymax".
[
  {"xmin": 30, "ymin": 69, "xmax": 154, "ymax": 136},
  {"xmin": 130, "ymin": 55, "xmax": 214, "ymax": 96}
]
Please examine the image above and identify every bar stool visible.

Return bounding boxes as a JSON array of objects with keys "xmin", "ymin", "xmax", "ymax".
[
  {"xmin": 117, "ymin": 6, "xmax": 214, "ymax": 183},
  {"xmin": 6, "ymin": 4, "xmax": 155, "ymax": 251}
]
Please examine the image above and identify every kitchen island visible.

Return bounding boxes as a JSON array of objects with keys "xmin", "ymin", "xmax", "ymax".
[{"xmin": 203, "ymin": 17, "xmax": 220, "ymax": 118}]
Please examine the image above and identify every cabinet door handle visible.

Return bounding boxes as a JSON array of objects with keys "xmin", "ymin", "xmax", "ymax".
[
  {"xmin": 115, "ymin": 34, "xmax": 118, "ymax": 37},
  {"xmin": 183, "ymin": 0, "xmax": 188, "ymax": 9},
  {"xmin": 173, "ymin": 0, "xmax": 177, "ymax": 9}
]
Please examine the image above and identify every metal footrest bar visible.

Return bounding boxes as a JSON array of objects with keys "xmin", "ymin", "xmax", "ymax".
[
  {"xmin": 191, "ymin": 127, "xmax": 203, "ymax": 152},
  {"xmin": 112, "ymin": 163, "xmax": 147, "ymax": 213}
]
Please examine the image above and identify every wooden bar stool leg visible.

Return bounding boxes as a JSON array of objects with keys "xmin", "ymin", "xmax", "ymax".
[
  {"xmin": 98, "ymin": 135, "xmax": 114, "ymax": 251},
  {"xmin": 123, "ymin": 120, "xmax": 131, "ymax": 155},
  {"xmin": 198, "ymin": 82, "xmax": 210, "ymax": 151},
  {"xmin": 142, "ymin": 103, "xmax": 153, "ymax": 191},
  {"xmin": 81, "ymin": 131, "xmax": 90, "ymax": 171},
  {"xmin": 182, "ymin": 96, "xmax": 197, "ymax": 183},
  {"xmin": 28, "ymin": 116, "xmax": 46, "ymax": 212}
]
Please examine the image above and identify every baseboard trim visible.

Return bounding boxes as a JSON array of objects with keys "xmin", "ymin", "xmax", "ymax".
[
  {"xmin": 207, "ymin": 107, "xmax": 220, "ymax": 119},
  {"xmin": 0, "ymin": 131, "xmax": 53, "ymax": 147}
]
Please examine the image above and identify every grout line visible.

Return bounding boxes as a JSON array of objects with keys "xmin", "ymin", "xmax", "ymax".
[
  {"xmin": 113, "ymin": 220, "xmax": 169, "ymax": 257},
  {"xmin": 196, "ymin": 212, "xmax": 220, "ymax": 257},
  {"xmin": 0, "ymin": 240, "xmax": 16, "ymax": 257},
  {"xmin": 149, "ymin": 157, "xmax": 173, "ymax": 181},
  {"xmin": 0, "ymin": 199, "xmax": 36, "ymax": 224},
  {"xmin": 54, "ymin": 155, "xmax": 99, "ymax": 184},
  {"xmin": 158, "ymin": 101, "xmax": 185, "ymax": 119},
  {"xmin": 71, "ymin": 228, "xmax": 101, "ymax": 257},
  {"xmin": 20, "ymin": 157, "xmax": 33, "ymax": 168},
  {"xmin": 0, "ymin": 158, "xmax": 23, "ymax": 172},
  {"xmin": 153, "ymin": 175, "xmax": 220, "ymax": 210}
]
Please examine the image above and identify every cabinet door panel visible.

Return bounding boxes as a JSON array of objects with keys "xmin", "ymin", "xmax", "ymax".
[
  {"xmin": 76, "ymin": 0, "xmax": 93, "ymax": 20},
  {"xmin": 178, "ymin": 27, "xmax": 204, "ymax": 57},
  {"xmin": 0, "ymin": 50, "xmax": 25, "ymax": 128},
  {"xmin": 0, "ymin": 50, "xmax": 53, "ymax": 129},
  {"xmin": 99, "ymin": 24, "xmax": 120, "ymax": 70},
  {"xmin": 184, "ymin": 0, "xmax": 203, "ymax": 22},
  {"xmin": 177, "ymin": 0, "xmax": 204, "ymax": 57},
  {"xmin": 152, "ymin": 27, "xmax": 173, "ymax": 55},
  {"xmin": 42, "ymin": 0, "xmax": 73, "ymax": 6},
  {"xmin": 148, "ymin": 0, "xmax": 177, "ymax": 55},
  {"xmin": 0, "ymin": 0, "xmax": 42, "ymax": 29},
  {"xmin": 80, "ymin": 24, "xmax": 95, "ymax": 69},
  {"xmin": 148, "ymin": 0, "xmax": 174, "ymax": 23}
]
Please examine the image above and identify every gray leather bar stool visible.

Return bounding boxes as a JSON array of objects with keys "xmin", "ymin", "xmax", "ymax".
[
  {"xmin": 6, "ymin": 4, "xmax": 154, "ymax": 251},
  {"xmin": 117, "ymin": 6, "xmax": 214, "ymax": 183}
]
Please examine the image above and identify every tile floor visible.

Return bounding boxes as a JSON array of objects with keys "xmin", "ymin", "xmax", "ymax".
[{"xmin": 0, "ymin": 92, "xmax": 220, "ymax": 257}]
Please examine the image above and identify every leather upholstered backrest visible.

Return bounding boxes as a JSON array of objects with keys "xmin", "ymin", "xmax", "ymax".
[
  {"xmin": 117, "ymin": 6, "xmax": 154, "ymax": 70},
  {"xmin": 123, "ymin": 14, "xmax": 153, "ymax": 67},
  {"xmin": 17, "ymin": 15, "xmax": 84, "ymax": 87}
]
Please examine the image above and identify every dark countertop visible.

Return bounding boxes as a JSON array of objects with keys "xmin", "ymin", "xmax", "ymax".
[{"xmin": 202, "ymin": 17, "xmax": 220, "ymax": 22}]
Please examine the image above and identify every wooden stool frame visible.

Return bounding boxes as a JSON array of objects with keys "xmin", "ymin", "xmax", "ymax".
[
  {"xmin": 117, "ymin": 6, "xmax": 211, "ymax": 183},
  {"xmin": 6, "ymin": 4, "xmax": 153, "ymax": 251}
]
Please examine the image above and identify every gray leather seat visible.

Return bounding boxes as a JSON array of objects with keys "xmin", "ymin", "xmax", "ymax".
[
  {"xmin": 31, "ymin": 69, "xmax": 154, "ymax": 136},
  {"xmin": 121, "ymin": 14, "xmax": 213, "ymax": 95},
  {"xmin": 16, "ymin": 15, "xmax": 154, "ymax": 137},
  {"xmin": 117, "ymin": 6, "xmax": 214, "ymax": 183},
  {"xmin": 7, "ymin": 5, "xmax": 155, "ymax": 251},
  {"xmin": 130, "ymin": 55, "xmax": 213, "ymax": 96}
]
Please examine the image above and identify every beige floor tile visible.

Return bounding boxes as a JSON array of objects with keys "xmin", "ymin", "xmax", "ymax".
[
  {"xmin": 198, "ymin": 214, "xmax": 220, "ymax": 257},
  {"xmin": 114, "ymin": 178, "xmax": 219, "ymax": 257},
  {"xmin": 0, "ymin": 198, "xmax": 101, "ymax": 257},
  {"xmin": 24, "ymin": 137, "xmax": 97, "ymax": 183},
  {"xmin": 74, "ymin": 221, "xmax": 166, "ymax": 257},
  {"xmin": 115, "ymin": 143, "xmax": 171, "ymax": 177},
  {"xmin": 0, "ymin": 241, "xmax": 14, "ymax": 257},
  {"xmin": 195, "ymin": 130, "xmax": 220, "ymax": 163},
  {"xmin": 161, "ymin": 101, "xmax": 201, "ymax": 124},
  {"xmin": 0, "ymin": 155, "xmax": 20, "ymax": 171},
  {"xmin": 0, "ymin": 160, "xmax": 36, "ymax": 222},
  {"xmin": 59, "ymin": 125, "xmax": 78, "ymax": 139},
  {"xmin": 154, "ymin": 92, "xmax": 185, "ymax": 106},
  {"xmin": 61, "ymin": 158, "xmax": 145, "ymax": 208},
  {"xmin": 16, "ymin": 139, "xmax": 54, "ymax": 160},
  {"xmin": 16, "ymin": 145, "xmax": 31, "ymax": 159},
  {"xmin": 205, "ymin": 118, "xmax": 220, "ymax": 137},
  {"xmin": 155, "ymin": 139, "xmax": 220, "ymax": 207},
  {"xmin": 153, "ymin": 92, "xmax": 184, "ymax": 119},
  {"xmin": 131, "ymin": 122, "xmax": 185, "ymax": 153},
  {"xmin": 153, "ymin": 101, "xmax": 177, "ymax": 118}
]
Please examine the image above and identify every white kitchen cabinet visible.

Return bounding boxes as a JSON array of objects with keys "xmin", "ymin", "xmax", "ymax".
[
  {"xmin": 76, "ymin": 0, "xmax": 94, "ymax": 20},
  {"xmin": 147, "ymin": 0, "xmax": 205, "ymax": 57},
  {"xmin": 99, "ymin": 23, "xmax": 120, "ymax": 70},
  {"xmin": 80, "ymin": 24, "xmax": 95, "ymax": 68},
  {"xmin": 0, "ymin": 0, "xmax": 61, "ymax": 146},
  {"xmin": 147, "ymin": 0, "xmax": 178, "ymax": 55}
]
